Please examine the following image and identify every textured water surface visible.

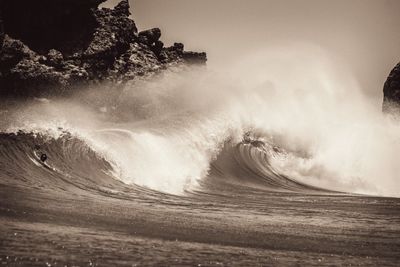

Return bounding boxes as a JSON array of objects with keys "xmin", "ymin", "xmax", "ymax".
[{"xmin": 0, "ymin": 132, "xmax": 399, "ymax": 266}]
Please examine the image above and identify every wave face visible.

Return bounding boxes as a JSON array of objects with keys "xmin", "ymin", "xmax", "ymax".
[
  {"xmin": 0, "ymin": 130, "xmax": 327, "ymax": 201},
  {"xmin": 208, "ymin": 139, "xmax": 327, "ymax": 193},
  {"xmin": 0, "ymin": 131, "xmax": 119, "ymax": 194}
]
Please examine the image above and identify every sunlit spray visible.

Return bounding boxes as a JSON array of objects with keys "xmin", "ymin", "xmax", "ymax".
[{"xmin": 2, "ymin": 43, "xmax": 399, "ymax": 196}]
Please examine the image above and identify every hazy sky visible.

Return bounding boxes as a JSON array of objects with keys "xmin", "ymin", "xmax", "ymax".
[{"xmin": 103, "ymin": 0, "xmax": 400, "ymax": 101}]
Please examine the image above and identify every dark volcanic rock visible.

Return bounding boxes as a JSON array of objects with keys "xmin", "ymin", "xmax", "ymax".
[
  {"xmin": 83, "ymin": 0, "xmax": 138, "ymax": 77},
  {"xmin": 161, "ymin": 43, "xmax": 206, "ymax": 64},
  {"xmin": 139, "ymin": 28, "xmax": 162, "ymax": 46},
  {"xmin": 138, "ymin": 28, "xmax": 165, "ymax": 57},
  {"xmin": 183, "ymin": 51, "xmax": 208, "ymax": 64},
  {"xmin": 0, "ymin": 0, "xmax": 207, "ymax": 97},
  {"xmin": 113, "ymin": 0, "xmax": 131, "ymax": 17},
  {"xmin": 383, "ymin": 62, "xmax": 400, "ymax": 113},
  {"xmin": 46, "ymin": 49, "xmax": 64, "ymax": 69},
  {"xmin": 0, "ymin": 36, "xmax": 36, "ymax": 70},
  {"xmin": 85, "ymin": 0, "xmax": 137, "ymax": 58},
  {"xmin": 0, "ymin": 35, "xmax": 86, "ymax": 96},
  {"xmin": 152, "ymin": 41, "xmax": 164, "ymax": 57}
]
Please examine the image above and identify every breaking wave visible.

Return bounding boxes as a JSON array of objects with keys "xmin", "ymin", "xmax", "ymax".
[{"xmin": 1, "ymin": 44, "xmax": 400, "ymax": 197}]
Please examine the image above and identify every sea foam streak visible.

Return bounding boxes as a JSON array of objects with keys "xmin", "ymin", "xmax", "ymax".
[{"xmin": 1, "ymin": 44, "xmax": 399, "ymax": 196}]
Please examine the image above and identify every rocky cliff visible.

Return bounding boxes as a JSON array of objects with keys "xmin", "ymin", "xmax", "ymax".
[
  {"xmin": 0, "ymin": 0, "xmax": 206, "ymax": 97},
  {"xmin": 383, "ymin": 62, "xmax": 400, "ymax": 113}
]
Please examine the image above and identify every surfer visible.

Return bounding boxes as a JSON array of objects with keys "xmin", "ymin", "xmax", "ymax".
[
  {"xmin": 34, "ymin": 145, "xmax": 47, "ymax": 162},
  {"xmin": 40, "ymin": 153, "xmax": 47, "ymax": 162}
]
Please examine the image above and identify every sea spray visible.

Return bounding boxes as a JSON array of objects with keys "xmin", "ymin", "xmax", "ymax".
[{"xmin": 1, "ymin": 44, "xmax": 400, "ymax": 196}]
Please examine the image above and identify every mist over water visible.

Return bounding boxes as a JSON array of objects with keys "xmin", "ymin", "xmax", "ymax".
[{"xmin": 2, "ymin": 44, "xmax": 400, "ymax": 196}]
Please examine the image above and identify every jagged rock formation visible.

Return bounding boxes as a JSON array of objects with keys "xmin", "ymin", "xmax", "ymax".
[
  {"xmin": 0, "ymin": 0, "xmax": 206, "ymax": 97},
  {"xmin": 383, "ymin": 62, "xmax": 400, "ymax": 113}
]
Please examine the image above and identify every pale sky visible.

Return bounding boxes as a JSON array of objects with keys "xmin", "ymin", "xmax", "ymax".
[{"xmin": 102, "ymin": 0, "xmax": 400, "ymax": 101}]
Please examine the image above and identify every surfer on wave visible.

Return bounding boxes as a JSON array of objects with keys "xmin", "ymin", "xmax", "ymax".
[
  {"xmin": 40, "ymin": 153, "xmax": 47, "ymax": 162},
  {"xmin": 34, "ymin": 145, "xmax": 48, "ymax": 163}
]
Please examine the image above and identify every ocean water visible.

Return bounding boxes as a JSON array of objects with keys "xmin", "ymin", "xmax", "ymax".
[{"xmin": 1, "ymin": 47, "xmax": 400, "ymax": 266}]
